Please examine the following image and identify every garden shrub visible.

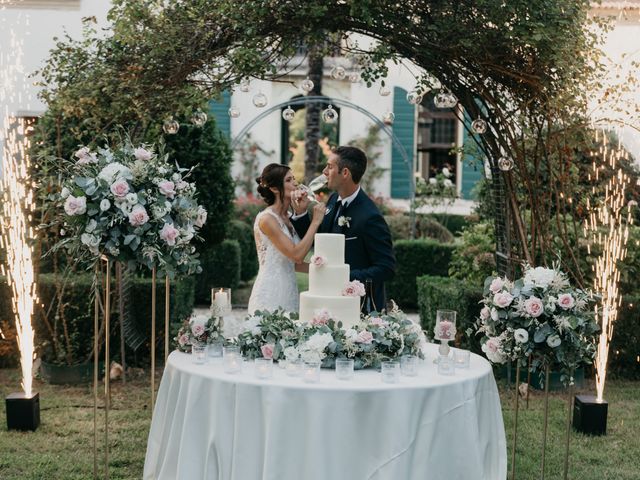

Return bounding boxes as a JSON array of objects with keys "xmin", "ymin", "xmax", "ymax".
[
  {"xmin": 387, "ymin": 240, "xmax": 456, "ymax": 309},
  {"xmin": 416, "ymin": 275, "xmax": 483, "ymax": 352},
  {"xmin": 228, "ymin": 220, "xmax": 258, "ymax": 282},
  {"xmin": 449, "ymin": 221, "xmax": 496, "ymax": 289},
  {"xmin": 609, "ymin": 296, "xmax": 640, "ymax": 379},
  {"xmin": 194, "ymin": 239, "xmax": 241, "ymax": 304},
  {"xmin": 385, "ymin": 214, "xmax": 454, "ymax": 243}
]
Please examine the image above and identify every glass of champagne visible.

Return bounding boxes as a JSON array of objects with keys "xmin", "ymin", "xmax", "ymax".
[{"xmin": 292, "ymin": 174, "xmax": 327, "ymax": 208}]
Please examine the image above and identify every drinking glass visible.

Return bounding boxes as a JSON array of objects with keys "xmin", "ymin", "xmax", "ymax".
[
  {"xmin": 285, "ymin": 358, "xmax": 303, "ymax": 377},
  {"xmin": 453, "ymin": 349, "xmax": 471, "ymax": 369},
  {"xmin": 400, "ymin": 355, "xmax": 418, "ymax": 377},
  {"xmin": 380, "ymin": 360, "xmax": 400, "ymax": 384},
  {"xmin": 302, "ymin": 361, "xmax": 321, "ymax": 383},
  {"xmin": 191, "ymin": 344, "xmax": 206, "ymax": 364},
  {"xmin": 207, "ymin": 340, "xmax": 223, "ymax": 360},
  {"xmin": 223, "ymin": 346, "xmax": 242, "ymax": 374},
  {"xmin": 254, "ymin": 358, "xmax": 273, "ymax": 379},
  {"xmin": 292, "ymin": 174, "xmax": 327, "ymax": 208},
  {"xmin": 335, "ymin": 358, "xmax": 355, "ymax": 380},
  {"xmin": 437, "ymin": 356, "xmax": 455, "ymax": 376}
]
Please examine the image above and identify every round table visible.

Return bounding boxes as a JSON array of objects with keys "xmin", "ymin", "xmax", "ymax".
[{"xmin": 144, "ymin": 345, "xmax": 506, "ymax": 480}]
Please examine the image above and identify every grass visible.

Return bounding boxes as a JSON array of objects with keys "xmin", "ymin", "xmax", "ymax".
[{"xmin": 0, "ymin": 368, "xmax": 637, "ymax": 479}]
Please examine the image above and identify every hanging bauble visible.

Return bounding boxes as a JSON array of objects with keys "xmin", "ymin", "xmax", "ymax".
[
  {"xmin": 228, "ymin": 107, "xmax": 240, "ymax": 118},
  {"xmin": 406, "ymin": 90, "xmax": 423, "ymax": 105},
  {"xmin": 382, "ymin": 111, "xmax": 395, "ymax": 125},
  {"xmin": 301, "ymin": 77, "xmax": 314, "ymax": 93},
  {"xmin": 498, "ymin": 157, "xmax": 514, "ymax": 171},
  {"xmin": 471, "ymin": 117, "xmax": 487, "ymax": 134},
  {"xmin": 239, "ymin": 78, "xmax": 250, "ymax": 93},
  {"xmin": 348, "ymin": 71, "xmax": 360, "ymax": 83},
  {"xmin": 162, "ymin": 116, "xmax": 180, "ymax": 135},
  {"xmin": 379, "ymin": 85, "xmax": 391, "ymax": 97},
  {"xmin": 252, "ymin": 92, "xmax": 268, "ymax": 108},
  {"xmin": 282, "ymin": 106, "xmax": 295, "ymax": 122},
  {"xmin": 445, "ymin": 93, "xmax": 458, "ymax": 108},
  {"xmin": 434, "ymin": 92, "xmax": 448, "ymax": 108},
  {"xmin": 322, "ymin": 104, "xmax": 339, "ymax": 124},
  {"xmin": 331, "ymin": 66, "xmax": 346, "ymax": 80},
  {"xmin": 190, "ymin": 109, "xmax": 208, "ymax": 127}
]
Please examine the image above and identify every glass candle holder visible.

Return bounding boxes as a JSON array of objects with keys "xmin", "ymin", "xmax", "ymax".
[
  {"xmin": 302, "ymin": 361, "xmax": 321, "ymax": 383},
  {"xmin": 437, "ymin": 356, "xmax": 455, "ymax": 376},
  {"xmin": 380, "ymin": 360, "xmax": 400, "ymax": 384},
  {"xmin": 453, "ymin": 349, "xmax": 471, "ymax": 369},
  {"xmin": 223, "ymin": 346, "xmax": 242, "ymax": 374},
  {"xmin": 211, "ymin": 287, "xmax": 232, "ymax": 316},
  {"xmin": 335, "ymin": 358, "xmax": 355, "ymax": 380},
  {"xmin": 285, "ymin": 358, "xmax": 303, "ymax": 377},
  {"xmin": 400, "ymin": 355, "xmax": 418, "ymax": 377},
  {"xmin": 254, "ymin": 358, "xmax": 273, "ymax": 380},
  {"xmin": 434, "ymin": 309, "xmax": 457, "ymax": 363},
  {"xmin": 207, "ymin": 340, "xmax": 223, "ymax": 360},
  {"xmin": 191, "ymin": 344, "xmax": 206, "ymax": 364}
]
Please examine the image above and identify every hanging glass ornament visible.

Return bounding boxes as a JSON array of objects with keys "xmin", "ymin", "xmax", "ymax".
[
  {"xmin": 190, "ymin": 109, "xmax": 208, "ymax": 127},
  {"xmin": 162, "ymin": 116, "xmax": 180, "ymax": 135},
  {"xmin": 471, "ymin": 117, "xmax": 487, "ymax": 134},
  {"xmin": 282, "ymin": 106, "xmax": 295, "ymax": 122},
  {"xmin": 445, "ymin": 93, "xmax": 458, "ymax": 108},
  {"xmin": 382, "ymin": 111, "xmax": 395, "ymax": 125},
  {"xmin": 348, "ymin": 71, "xmax": 360, "ymax": 83},
  {"xmin": 228, "ymin": 107, "xmax": 240, "ymax": 118},
  {"xmin": 252, "ymin": 92, "xmax": 268, "ymax": 108},
  {"xmin": 239, "ymin": 78, "xmax": 250, "ymax": 93},
  {"xmin": 434, "ymin": 92, "xmax": 449, "ymax": 109},
  {"xmin": 498, "ymin": 157, "xmax": 514, "ymax": 171},
  {"xmin": 331, "ymin": 66, "xmax": 346, "ymax": 80},
  {"xmin": 379, "ymin": 84, "xmax": 391, "ymax": 97},
  {"xmin": 406, "ymin": 90, "xmax": 423, "ymax": 105},
  {"xmin": 301, "ymin": 77, "xmax": 314, "ymax": 93},
  {"xmin": 322, "ymin": 104, "xmax": 339, "ymax": 124}
]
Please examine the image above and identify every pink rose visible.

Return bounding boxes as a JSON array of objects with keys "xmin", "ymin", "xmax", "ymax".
[
  {"xmin": 312, "ymin": 308, "xmax": 331, "ymax": 325},
  {"xmin": 557, "ymin": 293, "xmax": 575, "ymax": 310},
  {"xmin": 74, "ymin": 147, "xmax": 97, "ymax": 164},
  {"xmin": 64, "ymin": 195, "xmax": 87, "ymax": 216},
  {"xmin": 489, "ymin": 277, "xmax": 505, "ymax": 294},
  {"xmin": 110, "ymin": 179, "xmax": 130, "ymax": 198},
  {"xmin": 311, "ymin": 255, "xmax": 326, "ymax": 267},
  {"xmin": 194, "ymin": 206, "xmax": 207, "ymax": 228},
  {"xmin": 370, "ymin": 317, "xmax": 388, "ymax": 327},
  {"xmin": 159, "ymin": 223, "xmax": 180, "ymax": 246},
  {"xmin": 176, "ymin": 180, "xmax": 189, "ymax": 191},
  {"xmin": 191, "ymin": 324, "xmax": 205, "ymax": 336},
  {"xmin": 480, "ymin": 306, "xmax": 490, "ymax": 320},
  {"xmin": 493, "ymin": 291, "xmax": 514, "ymax": 308},
  {"xmin": 342, "ymin": 280, "xmax": 365, "ymax": 297},
  {"xmin": 128, "ymin": 205, "xmax": 149, "ymax": 226},
  {"xmin": 485, "ymin": 337, "xmax": 499, "ymax": 354},
  {"xmin": 178, "ymin": 334, "xmax": 189, "ymax": 346},
  {"xmin": 524, "ymin": 297, "xmax": 544, "ymax": 317},
  {"xmin": 133, "ymin": 147, "xmax": 153, "ymax": 161},
  {"xmin": 356, "ymin": 331, "xmax": 374, "ymax": 344},
  {"xmin": 435, "ymin": 320, "xmax": 456, "ymax": 340},
  {"xmin": 261, "ymin": 344, "xmax": 274, "ymax": 359},
  {"xmin": 158, "ymin": 180, "xmax": 176, "ymax": 199}
]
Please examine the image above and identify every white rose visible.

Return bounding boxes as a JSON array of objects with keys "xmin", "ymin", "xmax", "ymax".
[
  {"xmin": 547, "ymin": 334, "xmax": 561, "ymax": 348},
  {"xmin": 98, "ymin": 162, "xmax": 132, "ymax": 183},
  {"xmin": 442, "ymin": 167, "xmax": 451, "ymax": 178},
  {"xmin": 524, "ymin": 266, "xmax": 556, "ymax": 289},
  {"xmin": 514, "ymin": 328, "xmax": 529, "ymax": 344},
  {"xmin": 428, "ymin": 177, "xmax": 437, "ymax": 185},
  {"xmin": 133, "ymin": 147, "xmax": 153, "ymax": 161},
  {"xmin": 283, "ymin": 346, "xmax": 299, "ymax": 360},
  {"xmin": 126, "ymin": 193, "xmax": 138, "ymax": 205},
  {"xmin": 100, "ymin": 199, "xmax": 111, "ymax": 211},
  {"xmin": 64, "ymin": 195, "xmax": 87, "ymax": 216},
  {"xmin": 195, "ymin": 206, "xmax": 207, "ymax": 228},
  {"xmin": 480, "ymin": 306, "xmax": 491, "ymax": 320},
  {"xmin": 60, "ymin": 187, "xmax": 70, "ymax": 199},
  {"xmin": 85, "ymin": 219, "xmax": 98, "ymax": 233},
  {"xmin": 490, "ymin": 307, "xmax": 499, "ymax": 321},
  {"xmin": 443, "ymin": 178, "xmax": 453, "ymax": 188},
  {"xmin": 80, "ymin": 233, "xmax": 100, "ymax": 248}
]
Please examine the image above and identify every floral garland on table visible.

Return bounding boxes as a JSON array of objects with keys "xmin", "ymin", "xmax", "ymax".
[
  {"xmin": 234, "ymin": 302, "xmax": 426, "ymax": 369},
  {"xmin": 473, "ymin": 265, "xmax": 598, "ymax": 384},
  {"xmin": 58, "ymin": 138, "xmax": 206, "ymax": 276},
  {"xmin": 174, "ymin": 313, "xmax": 223, "ymax": 353}
]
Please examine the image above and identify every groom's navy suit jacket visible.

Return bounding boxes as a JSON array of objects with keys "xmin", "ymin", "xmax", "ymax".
[{"xmin": 291, "ymin": 189, "xmax": 395, "ymax": 311}]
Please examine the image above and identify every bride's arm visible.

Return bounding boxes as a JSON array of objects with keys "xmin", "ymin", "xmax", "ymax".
[{"xmin": 258, "ymin": 206, "xmax": 323, "ymax": 264}]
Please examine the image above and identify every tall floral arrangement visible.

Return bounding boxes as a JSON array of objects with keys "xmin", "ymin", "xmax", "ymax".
[
  {"xmin": 57, "ymin": 138, "xmax": 206, "ymax": 276},
  {"xmin": 474, "ymin": 265, "xmax": 598, "ymax": 383}
]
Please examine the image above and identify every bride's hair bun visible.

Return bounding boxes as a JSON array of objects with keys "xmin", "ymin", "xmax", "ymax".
[{"xmin": 256, "ymin": 163, "xmax": 290, "ymax": 206}]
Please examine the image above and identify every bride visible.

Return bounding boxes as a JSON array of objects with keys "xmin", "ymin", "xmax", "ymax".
[{"xmin": 247, "ymin": 163, "xmax": 325, "ymax": 314}]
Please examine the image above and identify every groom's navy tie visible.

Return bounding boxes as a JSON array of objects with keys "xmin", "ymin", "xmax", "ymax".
[{"xmin": 330, "ymin": 199, "xmax": 343, "ymax": 233}]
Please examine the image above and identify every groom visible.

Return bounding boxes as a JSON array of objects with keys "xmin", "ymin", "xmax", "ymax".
[{"xmin": 291, "ymin": 146, "xmax": 395, "ymax": 311}]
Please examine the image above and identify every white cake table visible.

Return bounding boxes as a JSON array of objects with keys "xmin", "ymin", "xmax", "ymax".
[{"xmin": 144, "ymin": 344, "xmax": 507, "ymax": 480}]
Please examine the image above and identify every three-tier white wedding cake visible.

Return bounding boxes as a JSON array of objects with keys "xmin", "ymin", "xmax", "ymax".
[{"xmin": 299, "ymin": 233, "xmax": 361, "ymax": 329}]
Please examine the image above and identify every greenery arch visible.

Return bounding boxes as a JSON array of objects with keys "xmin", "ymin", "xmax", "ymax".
[{"xmin": 36, "ymin": 0, "xmax": 629, "ymax": 282}]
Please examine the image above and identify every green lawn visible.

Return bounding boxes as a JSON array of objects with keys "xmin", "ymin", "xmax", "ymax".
[{"xmin": 0, "ymin": 368, "xmax": 637, "ymax": 479}]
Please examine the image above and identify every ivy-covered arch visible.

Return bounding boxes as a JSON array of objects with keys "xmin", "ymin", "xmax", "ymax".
[{"xmin": 36, "ymin": 0, "xmax": 612, "ymax": 279}]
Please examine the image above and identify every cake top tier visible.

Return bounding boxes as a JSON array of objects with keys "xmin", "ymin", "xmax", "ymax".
[{"xmin": 314, "ymin": 233, "xmax": 345, "ymax": 265}]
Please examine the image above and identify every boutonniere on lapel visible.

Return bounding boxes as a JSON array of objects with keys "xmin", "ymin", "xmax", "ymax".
[{"xmin": 338, "ymin": 216, "xmax": 351, "ymax": 228}]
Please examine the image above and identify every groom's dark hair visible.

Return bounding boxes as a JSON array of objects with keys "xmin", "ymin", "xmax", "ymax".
[{"xmin": 333, "ymin": 146, "xmax": 367, "ymax": 184}]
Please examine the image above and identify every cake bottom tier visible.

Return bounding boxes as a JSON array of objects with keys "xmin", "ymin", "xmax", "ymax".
[{"xmin": 299, "ymin": 292, "xmax": 361, "ymax": 330}]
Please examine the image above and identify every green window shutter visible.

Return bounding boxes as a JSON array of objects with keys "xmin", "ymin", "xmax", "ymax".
[
  {"xmin": 460, "ymin": 111, "xmax": 484, "ymax": 200},
  {"xmin": 391, "ymin": 87, "xmax": 414, "ymax": 199},
  {"xmin": 208, "ymin": 91, "xmax": 231, "ymax": 139}
]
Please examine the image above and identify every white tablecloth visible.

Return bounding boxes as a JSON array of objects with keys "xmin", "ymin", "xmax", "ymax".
[{"xmin": 144, "ymin": 345, "xmax": 506, "ymax": 480}]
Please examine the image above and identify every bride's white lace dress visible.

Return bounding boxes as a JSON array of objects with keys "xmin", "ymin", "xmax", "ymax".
[{"xmin": 247, "ymin": 208, "xmax": 300, "ymax": 314}]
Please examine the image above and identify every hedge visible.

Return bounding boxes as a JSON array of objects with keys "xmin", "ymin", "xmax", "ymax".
[
  {"xmin": 0, "ymin": 272, "xmax": 195, "ymax": 367},
  {"xmin": 228, "ymin": 220, "xmax": 258, "ymax": 282},
  {"xmin": 385, "ymin": 214, "xmax": 454, "ymax": 243},
  {"xmin": 387, "ymin": 240, "xmax": 456, "ymax": 309},
  {"xmin": 416, "ymin": 275, "xmax": 483, "ymax": 352},
  {"xmin": 194, "ymin": 239, "xmax": 241, "ymax": 305}
]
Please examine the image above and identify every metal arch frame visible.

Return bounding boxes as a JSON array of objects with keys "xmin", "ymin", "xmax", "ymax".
[{"xmin": 230, "ymin": 95, "xmax": 415, "ymax": 201}]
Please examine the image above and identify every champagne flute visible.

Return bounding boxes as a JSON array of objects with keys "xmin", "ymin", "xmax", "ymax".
[{"xmin": 292, "ymin": 174, "xmax": 327, "ymax": 207}]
